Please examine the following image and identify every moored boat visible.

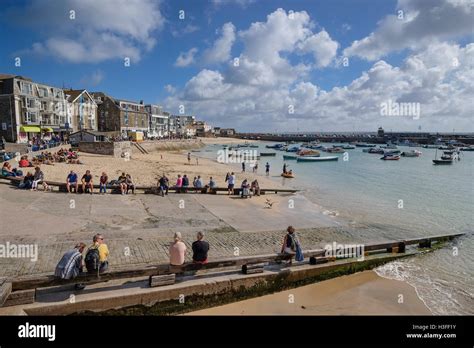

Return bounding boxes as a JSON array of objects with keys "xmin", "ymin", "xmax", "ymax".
[
  {"xmin": 368, "ymin": 147, "xmax": 385, "ymax": 154},
  {"xmin": 326, "ymin": 146, "xmax": 345, "ymax": 153},
  {"xmin": 260, "ymin": 152, "xmax": 276, "ymax": 156},
  {"xmin": 296, "ymin": 156, "xmax": 338, "ymax": 162},
  {"xmin": 283, "ymin": 154, "xmax": 297, "ymax": 160},
  {"xmin": 341, "ymin": 144, "xmax": 355, "ymax": 149},
  {"xmin": 433, "ymin": 159, "xmax": 453, "ymax": 165},
  {"xmin": 297, "ymin": 149, "xmax": 320, "ymax": 157},
  {"xmin": 401, "ymin": 150, "xmax": 422, "ymax": 157},
  {"xmin": 380, "ymin": 154, "xmax": 400, "ymax": 160}
]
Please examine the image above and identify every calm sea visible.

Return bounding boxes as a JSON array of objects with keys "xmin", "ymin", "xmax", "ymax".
[{"xmin": 200, "ymin": 142, "xmax": 474, "ymax": 315}]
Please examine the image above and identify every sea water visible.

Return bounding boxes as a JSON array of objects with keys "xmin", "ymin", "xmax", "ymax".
[{"xmin": 201, "ymin": 142, "xmax": 474, "ymax": 314}]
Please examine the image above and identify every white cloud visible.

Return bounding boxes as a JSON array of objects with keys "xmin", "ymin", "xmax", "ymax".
[
  {"xmin": 298, "ymin": 30, "xmax": 339, "ymax": 68},
  {"xmin": 203, "ymin": 22, "xmax": 236, "ymax": 64},
  {"xmin": 165, "ymin": 41, "xmax": 474, "ymax": 132},
  {"xmin": 19, "ymin": 0, "xmax": 164, "ymax": 63},
  {"xmin": 171, "ymin": 24, "xmax": 200, "ymax": 37},
  {"xmin": 175, "ymin": 47, "xmax": 198, "ymax": 67},
  {"xmin": 344, "ymin": 0, "xmax": 474, "ymax": 60}
]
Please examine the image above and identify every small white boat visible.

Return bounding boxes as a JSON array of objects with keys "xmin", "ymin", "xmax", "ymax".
[
  {"xmin": 296, "ymin": 156, "xmax": 338, "ymax": 162},
  {"xmin": 401, "ymin": 150, "xmax": 422, "ymax": 157}
]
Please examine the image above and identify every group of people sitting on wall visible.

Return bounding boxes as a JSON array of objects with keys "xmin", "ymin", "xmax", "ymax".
[
  {"xmin": 225, "ymin": 172, "xmax": 260, "ymax": 198},
  {"xmin": 66, "ymin": 170, "xmax": 136, "ymax": 195},
  {"xmin": 157, "ymin": 174, "xmax": 217, "ymax": 196},
  {"xmin": 53, "ymin": 226, "xmax": 303, "ymax": 290}
]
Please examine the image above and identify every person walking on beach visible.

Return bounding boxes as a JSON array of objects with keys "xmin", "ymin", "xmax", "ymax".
[
  {"xmin": 225, "ymin": 172, "xmax": 230, "ymax": 183},
  {"xmin": 99, "ymin": 172, "xmax": 108, "ymax": 194},
  {"xmin": 85, "ymin": 233, "xmax": 109, "ymax": 274},
  {"xmin": 242, "ymin": 161, "xmax": 246, "ymax": 172},
  {"xmin": 265, "ymin": 162, "xmax": 270, "ymax": 176},
  {"xmin": 169, "ymin": 232, "xmax": 187, "ymax": 266},
  {"xmin": 66, "ymin": 170, "xmax": 78, "ymax": 193},
  {"xmin": 81, "ymin": 170, "xmax": 94, "ymax": 194},
  {"xmin": 158, "ymin": 174, "xmax": 169, "ymax": 196},
  {"xmin": 54, "ymin": 242, "xmax": 86, "ymax": 281},
  {"xmin": 196, "ymin": 157, "xmax": 199, "ymax": 166},
  {"xmin": 187, "ymin": 152, "xmax": 191, "ymax": 165},
  {"xmin": 192, "ymin": 231, "xmax": 209, "ymax": 264},
  {"xmin": 227, "ymin": 172, "xmax": 235, "ymax": 195},
  {"xmin": 207, "ymin": 176, "xmax": 216, "ymax": 192},
  {"xmin": 253, "ymin": 162, "xmax": 258, "ymax": 173},
  {"xmin": 283, "ymin": 163, "xmax": 287, "ymax": 174}
]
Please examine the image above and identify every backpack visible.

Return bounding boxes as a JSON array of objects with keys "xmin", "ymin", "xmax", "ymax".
[{"xmin": 85, "ymin": 246, "xmax": 100, "ymax": 272}]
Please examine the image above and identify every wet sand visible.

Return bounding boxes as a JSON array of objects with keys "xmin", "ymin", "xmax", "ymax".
[{"xmin": 187, "ymin": 270, "xmax": 431, "ymax": 315}]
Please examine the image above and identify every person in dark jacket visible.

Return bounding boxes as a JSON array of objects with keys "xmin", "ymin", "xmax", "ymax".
[{"xmin": 192, "ymin": 231, "xmax": 209, "ymax": 264}]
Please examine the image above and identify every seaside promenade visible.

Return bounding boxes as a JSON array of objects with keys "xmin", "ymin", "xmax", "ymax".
[{"xmin": 0, "ymin": 182, "xmax": 344, "ymax": 278}]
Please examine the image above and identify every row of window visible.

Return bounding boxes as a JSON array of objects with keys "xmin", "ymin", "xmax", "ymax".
[{"xmin": 20, "ymin": 81, "xmax": 64, "ymax": 99}]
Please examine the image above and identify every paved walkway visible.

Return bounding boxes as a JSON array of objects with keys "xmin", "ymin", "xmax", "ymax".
[{"xmin": 0, "ymin": 181, "xmax": 414, "ymax": 278}]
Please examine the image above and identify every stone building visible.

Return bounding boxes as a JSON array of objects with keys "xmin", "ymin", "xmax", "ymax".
[
  {"xmin": 0, "ymin": 74, "xmax": 68, "ymax": 143},
  {"xmin": 92, "ymin": 92, "xmax": 148, "ymax": 138}
]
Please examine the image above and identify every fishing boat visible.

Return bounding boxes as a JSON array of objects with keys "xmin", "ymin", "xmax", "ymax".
[
  {"xmin": 401, "ymin": 150, "xmax": 422, "ymax": 157},
  {"xmin": 260, "ymin": 152, "xmax": 276, "ymax": 156},
  {"xmin": 341, "ymin": 144, "xmax": 355, "ymax": 149},
  {"xmin": 432, "ymin": 149, "xmax": 453, "ymax": 165},
  {"xmin": 461, "ymin": 146, "xmax": 474, "ymax": 151},
  {"xmin": 296, "ymin": 156, "xmax": 338, "ymax": 162},
  {"xmin": 266, "ymin": 143, "xmax": 284, "ymax": 149},
  {"xmin": 422, "ymin": 144, "xmax": 439, "ymax": 149},
  {"xmin": 283, "ymin": 154, "xmax": 298, "ymax": 160},
  {"xmin": 297, "ymin": 149, "xmax": 320, "ymax": 157},
  {"xmin": 281, "ymin": 172, "xmax": 295, "ymax": 178},
  {"xmin": 286, "ymin": 146, "xmax": 300, "ymax": 153},
  {"xmin": 381, "ymin": 144, "xmax": 398, "ymax": 150},
  {"xmin": 367, "ymin": 147, "xmax": 384, "ymax": 154},
  {"xmin": 383, "ymin": 150, "xmax": 401, "ymax": 155},
  {"xmin": 326, "ymin": 146, "xmax": 345, "ymax": 153},
  {"xmin": 355, "ymin": 143, "xmax": 376, "ymax": 148},
  {"xmin": 380, "ymin": 154, "xmax": 400, "ymax": 160}
]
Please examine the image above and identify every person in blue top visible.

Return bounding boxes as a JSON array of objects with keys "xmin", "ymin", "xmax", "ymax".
[{"xmin": 66, "ymin": 170, "xmax": 78, "ymax": 193}]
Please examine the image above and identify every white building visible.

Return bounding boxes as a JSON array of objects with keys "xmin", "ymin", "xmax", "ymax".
[
  {"xmin": 64, "ymin": 89, "xmax": 98, "ymax": 133},
  {"xmin": 145, "ymin": 104, "xmax": 169, "ymax": 138}
]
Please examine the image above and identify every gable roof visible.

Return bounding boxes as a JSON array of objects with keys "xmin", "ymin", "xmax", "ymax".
[{"xmin": 65, "ymin": 89, "xmax": 96, "ymax": 104}]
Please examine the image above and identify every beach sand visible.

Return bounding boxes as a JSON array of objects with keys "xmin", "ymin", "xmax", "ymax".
[
  {"xmin": 24, "ymin": 137, "xmax": 276, "ymax": 188},
  {"xmin": 187, "ymin": 270, "xmax": 431, "ymax": 315}
]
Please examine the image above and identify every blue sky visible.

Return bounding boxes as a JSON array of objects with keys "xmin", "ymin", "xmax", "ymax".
[{"xmin": 1, "ymin": 0, "xmax": 472, "ymax": 132}]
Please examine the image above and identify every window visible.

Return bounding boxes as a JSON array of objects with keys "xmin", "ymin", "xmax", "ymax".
[
  {"xmin": 25, "ymin": 111, "xmax": 38, "ymax": 123},
  {"xmin": 26, "ymin": 98, "xmax": 37, "ymax": 109},
  {"xmin": 38, "ymin": 87, "xmax": 48, "ymax": 98},
  {"xmin": 20, "ymin": 82, "xmax": 33, "ymax": 95}
]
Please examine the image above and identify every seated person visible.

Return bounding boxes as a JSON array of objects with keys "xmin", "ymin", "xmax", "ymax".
[
  {"xmin": 158, "ymin": 175, "xmax": 169, "ymax": 196},
  {"xmin": 192, "ymin": 232, "xmax": 210, "ymax": 264},
  {"xmin": 251, "ymin": 179, "xmax": 260, "ymax": 196},
  {"xmin": 19, "ymin": 171, "xmax": 34, "ymax": 189},
  {"xmin": 19, "ymin": 156, "xmax": 32, "ymax": 168},
  {"xmin": 118, "ymin": 172, "xmax": 127, "ymax": 195},
  {"xmin": 2, "ymin": 162, "xmax": 15, "ymax": 177},
  {"xmin": 125, "ymin": 174, "xmax": 135, "ymax": 194},
  {"xmin": 241, "ymin": 179, "xmax": 251, "ymax": 198},
  {"xmin": 81, "ymin": 170, "xmax": 94, "ymax": 194},
  {"xmin": 66, "ymin": 170, "xmax": 78, "ymax": 193}
]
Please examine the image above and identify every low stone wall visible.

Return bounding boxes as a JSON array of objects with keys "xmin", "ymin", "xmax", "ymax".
[
  {"xmin": 78, "ymin": 141, "xmax": 132, "ymax": 158},
  {"xmin": 140, "ymin": 139, "xmax": 205, "ymax": 152}
]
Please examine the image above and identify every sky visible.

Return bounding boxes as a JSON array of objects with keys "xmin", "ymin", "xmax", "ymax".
[{"xmin": 0, "ymin": 0, "xmax": 473, "ymax": 132}]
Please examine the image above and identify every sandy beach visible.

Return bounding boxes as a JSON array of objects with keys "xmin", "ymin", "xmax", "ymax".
[
  {"xmin": 187, "ymin": 270, "xmax": 432, "ymax": 315},
  {"xmin": 22, "ymin": 137, "xmax": 276, "ymax": 188}
]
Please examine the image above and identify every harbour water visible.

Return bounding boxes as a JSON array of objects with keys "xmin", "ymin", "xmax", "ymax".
[{"xmin": 200, "ymin": 142, "xmax": 474, "ymax": 315}]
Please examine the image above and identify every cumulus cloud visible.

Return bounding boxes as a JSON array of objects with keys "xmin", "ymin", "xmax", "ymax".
[
  {"xmin": 298, "ymin": 30, "xmax": 339, "ymax": 68},
  {"xmin": 165, "ymin": 41, "xmax": 474, "ymax": 132},
  {"xmin": 344, "ymin": 0, "xmax": 474, "ymax": 60},
  {"xmin": 203, "ymin": 22, "xmax": 236, "ymax": 64},
  {"xmin": 175, "ymin": 47, "xmax": 198, "ymax": 67},
  {"xmin": 16, "ymin": 0, "xmax": 164, "ymax": 63}
]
